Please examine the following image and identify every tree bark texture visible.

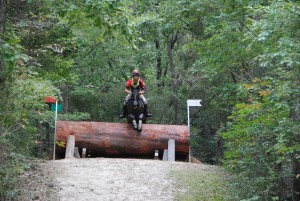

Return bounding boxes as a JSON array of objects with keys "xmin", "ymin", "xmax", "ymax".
[
  {"xmin": 215, "ymin": 137, "xmax": 223, "ymax": 165},
  {"xmin": 0, "ymin": 0, "xmax": 7, "ymax": 84},
  {"xmin": 61, "ymin": 85, "xmax": 69, "ymax": 113},
  {"xmin": 56, "ymin": 121, "xmax": 190, "ymax": 159},
  {"xmin": 167, "ymin": 32, "xmax": 180, "ymax": 124},
  {"xmin": 280, "ymin": 157, "xmax": 296, "ymax": 201},
  {"xmin": 0, "ymin": 0, "xmax": 6, "ymax": 34},
  {"xmin": 155, "ymin": 39, "xmax": 162, "ymax": 88}
]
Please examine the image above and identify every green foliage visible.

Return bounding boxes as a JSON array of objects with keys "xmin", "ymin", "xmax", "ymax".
[
  {"xmin": 0, "ymin": 148, "xmax": 32, "ymax": 200},
  {"xmin": 218, "ymin": 1, "xmax": 300, "ymax": 200},
  {"xmin": 51, "ymin": 0, "xmax": 133, "ymax": 43},
  {"xmin": 58, "ymin": 112, "xmax": 91, "ymax": 121},
  {"xmin": 0, "ymin": 36, "xmax": 27, "ymax": 83},
  {"xmin": 1, "ymin": 0, "xmax": 299, "ymax": 200},
  {"xmin": 0, "ymin": 1, "xmax": 70, "ymax": 198},
  {"xmin": 220, "ymin": 81, "xmax": 299, "ymax": 199}
]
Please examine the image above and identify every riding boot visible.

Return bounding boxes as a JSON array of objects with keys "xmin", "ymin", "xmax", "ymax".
[
  {"xmin": 119, "ymin": 105, "xmax": 127, "ymax": 118},
  {"xmin": 144, "ymin": 104, "xmax": 152, "ymax": 117}
]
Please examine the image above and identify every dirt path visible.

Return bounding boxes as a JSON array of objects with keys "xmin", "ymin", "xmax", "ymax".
[
  {"xmin": 54, "ymin": 158, "xmax": 187, "ymax": 201},
  {"xmin": 16, "ymin": 158, "xmax": 220, "ymax": 201}
]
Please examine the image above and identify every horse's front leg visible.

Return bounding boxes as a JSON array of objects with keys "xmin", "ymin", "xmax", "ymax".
[
  {"xmin": 137, "ymin": 120, "xmax": 142, "ymax": 132},
  {"xmin": 137, "ymin": 114, "xmax": 144, "ymax": 132},
  {"xmin": 132, "ymin": 120, "xmax": 138, "ymax": 130},
  {"xmin": 129, "ymin": 114, "xmax": 137, "ymax": 130}
]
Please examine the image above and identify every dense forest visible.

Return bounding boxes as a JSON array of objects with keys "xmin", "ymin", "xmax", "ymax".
[{"xmin": 0, "ymin": 0, "xmax": 299, "ymax": 200}]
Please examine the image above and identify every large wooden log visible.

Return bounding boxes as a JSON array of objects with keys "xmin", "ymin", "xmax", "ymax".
[{"xmin": 56, "ymin": 121, "xmax": 190, "ymax": 158}]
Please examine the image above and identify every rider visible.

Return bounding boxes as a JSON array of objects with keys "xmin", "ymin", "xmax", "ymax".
[{"xmin": 120, "ymin": 69, "xmax": 152, "ymax": 118}]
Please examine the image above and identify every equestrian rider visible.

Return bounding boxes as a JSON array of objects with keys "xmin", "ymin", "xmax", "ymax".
[{"xmin": 120, "ymin": 70, "xmax": 152, "ymax": 118}]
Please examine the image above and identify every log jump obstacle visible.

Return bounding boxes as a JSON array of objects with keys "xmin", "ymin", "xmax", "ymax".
[{"xmin": 56, "ymin": 121, "xmax": 190, "ymax": 160}]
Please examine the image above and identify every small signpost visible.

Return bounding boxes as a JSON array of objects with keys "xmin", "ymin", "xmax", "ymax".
[
  {"xmin": 53, "ymin": 98, "xmax": 58, "ymax": 160},
  {"xmin": 187, "ymin": 99, "xmax": 202, "ymax": 163},
  {"xmin": 45, "ymin": 96, "xmax": 61, "ymax": 160}
]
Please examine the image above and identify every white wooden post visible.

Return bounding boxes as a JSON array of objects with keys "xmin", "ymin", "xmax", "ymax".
[
  {"xmin": 65, "ymin": 135, "xmax": 75, "ymax": 158},
  {"xmin": 187, "ymin": 99, "xmax": 202, "ymax": 163},
  {"xmin": 163, "ymin": 149, "xmax": 168, "ymax": 161},
  {"xmin": 53, "ymin": 98, "xmax": 58, "ymax": 160},
  {"xmin": 168, "ymin": 139, "xmax": 175, "ymax": 161}
]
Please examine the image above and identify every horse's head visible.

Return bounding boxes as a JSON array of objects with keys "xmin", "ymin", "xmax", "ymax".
[{"xmin": 131, "ymin": 88, "xmax": 140, "ymax": 109}]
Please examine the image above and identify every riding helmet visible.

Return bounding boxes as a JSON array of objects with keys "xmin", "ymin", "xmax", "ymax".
[{"xmin": 132, "ymin": 70, "xmax": 140, "ymax": 77}]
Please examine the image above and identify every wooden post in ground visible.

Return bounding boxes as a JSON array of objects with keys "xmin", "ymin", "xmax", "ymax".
[
  {"xmin": 74, "ymin": 147, "xmax": 80, "ymax": 158},
  {"xmin": 168, "ymin": 139, "xmax": 175, "ymax": 161},
  {"xmin": 65, "ymin": 135, "xmax": 75, "ymax": 159},
  {"xmin": 82, "ymin": 148, "xmax": 86, "ymax": 158},
  {"xmin": 154, "ymin": 150, "xmax": 159, "ymax": 160},
  {"xmin": 163, "ymin": 149, "xmax": 168, "ymax": 161}
]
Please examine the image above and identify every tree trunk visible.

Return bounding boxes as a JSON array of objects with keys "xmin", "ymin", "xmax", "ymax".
[
  {"xmin": 190, "ymin": 17, "xmax": 204, "ymax": 39},
  {"xmin": 281, "ymin": 93, "xmax": 300, "ymax": 200},
  {"xmin": 168, "ymin": 32, "xmax": 179, "ymax": 123},
  {"xmin": 0, "ymin": 0, "xmax": 7, "ymax": 84},
  {"xmin": 280, "ymin": 156, "xmax": 296, "ymax": 201},
  {"xmin": 62, "ymin": 85, "xmax": 69, "ymax": 113},
  {"xmin": 0, "ymin": 0, "xmax": 6, "ymax": 34},
  {"xmin": 280, "ymin": 90, "xmax": 300, "ymax": 200},
  {"xmin": 36, "ymin": 120, "xmax": 43, "ymax": 158},
  {"xmin": 42, "ymin": 122, "xmax": 51, "ymax": 156},
  {"xmin": 215, "ymin": 137, "xmax": 223, "ymax": 165},
  {"xmin": 155, "ymin": 39, "xmax": 162, "ymax": 88}
]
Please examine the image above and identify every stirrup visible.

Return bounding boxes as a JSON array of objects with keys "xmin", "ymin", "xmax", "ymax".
[{"xmin": 145, "ymin": 113, "xmax": 152, "ymax": 117}]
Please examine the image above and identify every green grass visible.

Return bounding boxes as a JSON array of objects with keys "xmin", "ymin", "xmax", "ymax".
[{"xmin": 170, "ymin": 167, "xmax": 235, "ymax": 201}]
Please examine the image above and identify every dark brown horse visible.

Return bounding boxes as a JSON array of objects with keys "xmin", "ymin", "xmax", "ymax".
[{"xmin": 126, "ymin": 87, "xmax": 146, "ymax": 132}]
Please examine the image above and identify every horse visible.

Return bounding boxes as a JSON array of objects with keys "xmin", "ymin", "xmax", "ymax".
[{"xmin": 126, "ymin": 87, "xmax": 146, "ymax": 132}]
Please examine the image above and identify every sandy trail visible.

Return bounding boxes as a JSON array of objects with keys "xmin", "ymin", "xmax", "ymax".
[{"xmin": 50, "ymin": 158, "xmax": 202, "ymax": 201}]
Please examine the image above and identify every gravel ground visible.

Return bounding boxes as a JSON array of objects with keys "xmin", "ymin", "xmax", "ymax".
[{"xmin": 15, "ymin": 158, "xmax": 221, "ymax": 201}]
